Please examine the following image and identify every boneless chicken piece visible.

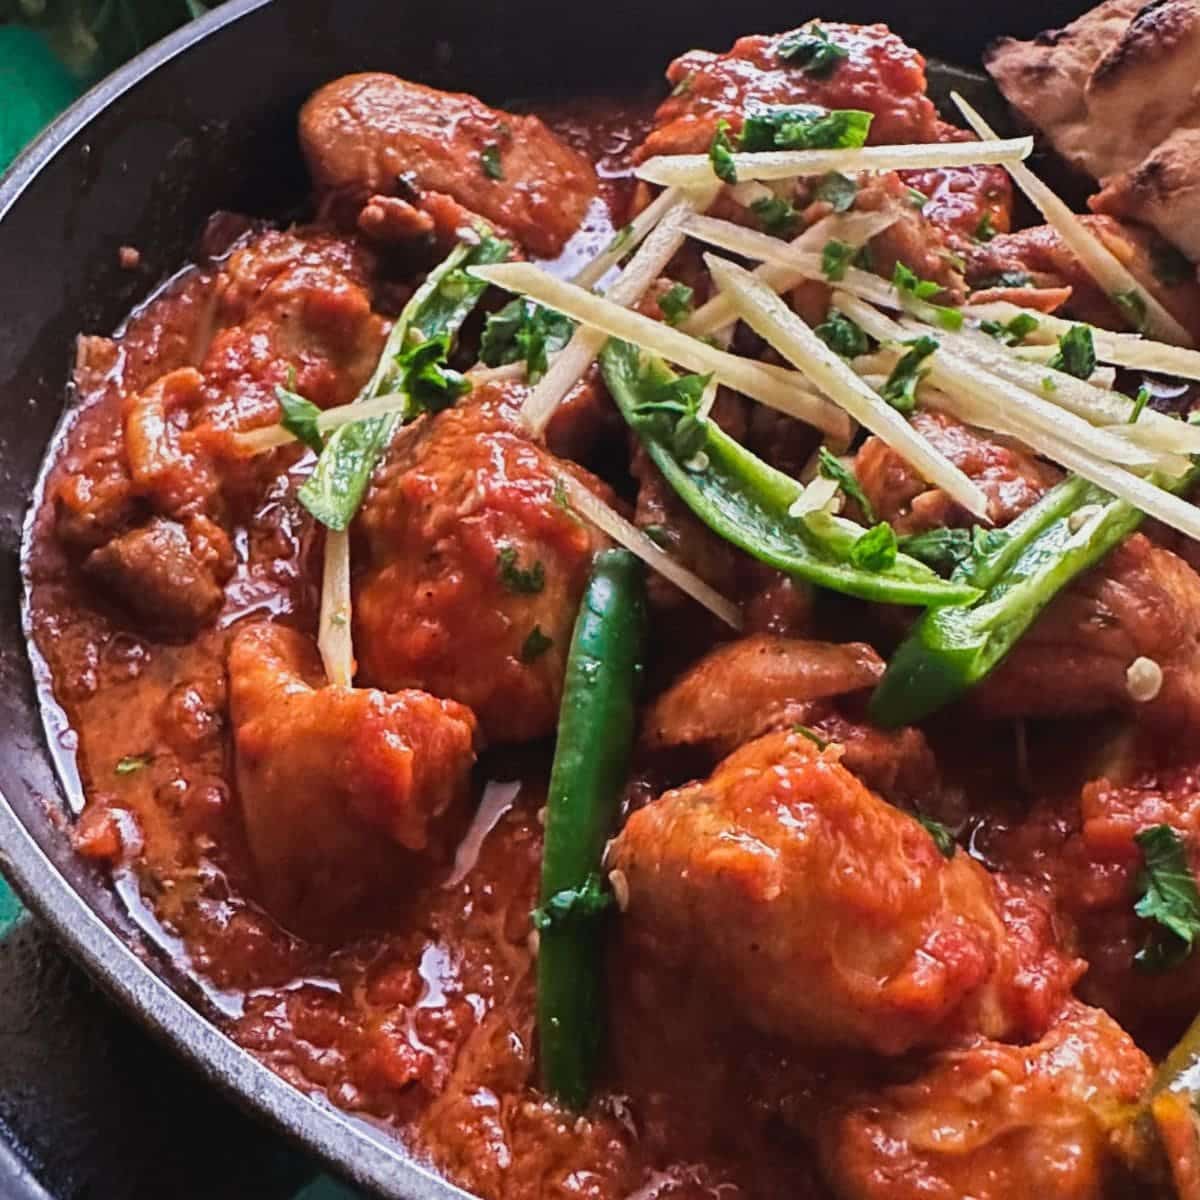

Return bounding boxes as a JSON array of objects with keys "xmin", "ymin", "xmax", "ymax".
[
  {"xmin": 229, "ymin": 622, "xmax": 478, "ymax": 937},
  {"xmin": 818, "ymin": 1001, "xmax": 1151, "ymax": 1200},
  {"xmin": 966, "ymin": 215, "xmax": 1200, "ymax": 338},
  {"xmin": 977, "ymin": 533, "xmax": 1200, "ymax": 728},
  {"xmin": 608, "ymin": 730, "xmax": 1078, "ymax": 1055},
  {"xmin": 355, "ymin": 384, "xmax": 607, "ymax": 744},
  {"xmin": 300, "ymin": 74, "xmax": 598, "ymax": 258},
  {"xmin": 641, "ymin": 635, "xmax": 884, "ymax": 755},
  {"xmin": 856, "ymin": 409, "xmax": 1059, "ymax": 535}
]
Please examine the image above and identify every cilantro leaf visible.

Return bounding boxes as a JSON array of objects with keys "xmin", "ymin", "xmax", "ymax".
[
  {"xmin": 739, "ymin": 105, "xmax": 871, "ymax": 152},
  {"xmin": 1134, "ymin": 825, "xmax": 1200, "ymax": 971},
  {"xmin": 980, "ymin": 312, "xmax": 1039, "ymax": 346},
  {"xmin": 750, "ymin": 194, "xmax": 799, "ymax": 236},
  {"xmin": 880, "ymin": 335, "xmax": 938, "ymax": 415},
  {"xmin": 396, "ymin": 335, "xmax": 471, "ymax": 413},
  {"xmin": 115, "ymin": 755, "xmax": 151, "ymax": 776},
  {"xmin": 531, "ymin": 872, "xmax": 613, "ymax": 932},
  {"xmin": 481, "ymin": 143, "xmax": 504, "ymax": 180},
  {"xmin": 276, "ymin": 386, "xmax": 324, "ymax": 453},
  {"xmin": 1129, "ymin": 386, "xmax": 1151, "ymax": 424},
  {"xmin": 972, "ymin": 270, "xmax": 1032, "ymax": 290},
  {"xmin": 892, "ymin": 262, "xmax": 963, "ymax": 330},
  {"xmin": 632, "ymin": 370, "xmax": 712, "ymax": 459},
  {"xmin": 813, "ymin": 171, "xmax": 858, "ymax": 213},
  {"xmin": 817, "ymin": 446, "xmax": 875, "ymax": 524},
  {"xmin": 821, "ymin": 239, "xmax": 855, "ymax": 282},
  {"xmin": 520, "ymin": 625, "xmax": 554, "ymax": 662},
  {"xmin": 815, "ymin": 310, "xmax": 870, "ymax": 358},
  {"xmin": 916, "ymin": 814, "xmax": 957, "ymax": 857},
  {"xmin": 709, "ymin": 119, "xmax": 738, "ymax": 184},
  {"xmin": 480, "ymin": 298, "xmax": 575, "ymax": 383},
  {"xmin": 776, "ymin": 24, "xmax": 849, "ymax": 76},
  {"xmin": 497, "ymin": 546, "xmax": 546, "ymax": 594},
  {"xmin": 1048, "ymin": 324, "xmax": 1096, "ymax": 381},
  {"xmin": 973, "ymin": 212, "xmax": 996, "ymax": 242},
  {"xmin": 658, "ymin": 282, "xmax": 695, "ymax": 327},
  {"xmin": 849, "ymin": 521, "xmax": 898, "ymax": 571}
]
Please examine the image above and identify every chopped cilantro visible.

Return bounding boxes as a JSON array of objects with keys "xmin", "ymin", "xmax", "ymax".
[
  {"xmin": 880, "ymin": 335, "xmax": 938, "ymax": 415},
  {"xmin": 980, "ymin": 312, "xmax": 1039, "ymax": 346},
  {"xmin": 815, "ymin": 309, "xmax": 870, "ymax": 358},
  {"xmin": 1042, "ymin": 375, "xmax": 1058, "ymax": 393},
  {"xmin": 776, "ymin": 24, "xmax": 849, "ymax": 76},
  {"xmin": 1048, "ymin": 324, "xmax": 1096, "ymax": 380},
  {"xmin": 817, "ymin": 446, "xmax": 875, "ymax": 523},
  {"xmin": 973, "ymin": 212, "xmax": 996, "ymax": 242},
  {"xmin": 750, "ymin": 194, "xmax": 799, "ymax": 236},
  {"xmin": 813, "ymin": 171, "xmax": 858, "ymax": 213},
  {"xmin": 497, "ymin": 546, "xmax": 546, "ymax": 594},
  {"xmin": 821, "ymin": 238, "xmax": 855, "ymax": 282},
  {"xmin": 906, "ymin": 187, "xmax": 929, "ymax": 210},
  {"xmin": 481, "ymin": 144, "xmax": 504, "ymax": 181},
  {"xmin": 658, "ymin": 282, "xmax": 695, "ymax": 327},
  {"xmin": 972, "ymin": 270, "xmax": 1032, "ymax": 290},
  {"xmin": 631, "ymin": 370, "xmax": 712, "ymax": 460},
  {"xmin": 1114, "ymin": 288, "xmax": 1149, "ymax": 332},
  {"xmin": 793, "ymin": 725, "xmax": 828, "ymax": 748},
  {"xmin": 916, "ymin": 814, "xmax": 957, "ymax": 857},
  {"xmin": 1134, "ymin": 825, "xmax": 1200, "ymax": 971},
  {"xmin": 480, "ymin": 299, "xmax": 575, "ymax": 384},
  {"xmin": 531, "ymin": 872, "xmax": 613, "ymax": 932},
  {"xmin": 396, "ymin": 335, "xmax": 471, "ymax": 413},
  {"xmin": 849, "ymin": 521, "xmax": 898, "ymax": 571},
  {"xmin": 739, "ymin": 105, "xmax": 871, "ymax": 152},
  {"xmin": 275, "ymin": 386, "xmax": 324, "ymax": 453},
  {"xmin": 709, "ymin": 119, "xmax": 738, "ymax": 184},
  {"xmin": 606, "ymin": 223, "xmax": 635, "ymax": 257},
  {"xmin": 115, "ymin": 755, "xmax": 150, "ymax": 776},
  {"xmin": 892, "ymin": 262, "xmax": 963, "ymax": 330},
  {"xmin": 520, "ymin": 625, "xmax": 554, "ymax": 662}
]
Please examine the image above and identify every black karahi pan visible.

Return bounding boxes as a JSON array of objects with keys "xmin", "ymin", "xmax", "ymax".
[{"xmin": 0, "ymin": 1, "xmax": 1092, "ymax": 1194}]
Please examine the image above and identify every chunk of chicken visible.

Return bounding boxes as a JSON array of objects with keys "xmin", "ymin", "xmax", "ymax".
[
  {"xmin": 229, "ymin": 622, "xmax": 477, "ymax": 937},
  {"xmin": 355, "ymin": 383, "xmax": 606, "ymax": 744},
  {"xmin": 642, "ymin": 635, "xmax": 884, "ymax": 755},
  {"xmin": 987, "ymin": 0, "xmax": 1200, "ymax": 260},
  {"xmin": 856, "ymin": 409, "xmax": 1059, "ymax": 535},
  {"xmin": 83, "ymin": 517, "xmax": 230, "ymax": 637},
  {"xmin": 300, "ymin": 74, "xmax": 598, "ymax": 258},
  {"xmin": 818, "ymin": 1001, "xmax": 1151, "ymax": 1200},
  {"xmin": 977, "ymin": 533, "xmax": 1200, "ymax": 728},
  {"xmin": 966, "ymin": 214, "xmax": 1200, "ymax": 337},
  {"xmin": 608, "ymin": 730, "xmax": 1079, "ymax": 1055}
]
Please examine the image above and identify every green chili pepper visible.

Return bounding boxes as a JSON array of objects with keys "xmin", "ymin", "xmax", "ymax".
[
  {"xmin": 536, "ymin": 549, "xmax": 646, "ymax": 1109},
  {"xmin": 870, "ymin": 463, "xmax": 1200, "ymax": 727},
  {"xmin": 599, "ymin": 339, "xmax": 979, "ymax": 608}
]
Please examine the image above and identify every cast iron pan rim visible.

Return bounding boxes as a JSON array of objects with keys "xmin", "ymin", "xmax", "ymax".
[{"xmin": 0, "ymin": 3, "xmax": 471, "ymax": 1197}]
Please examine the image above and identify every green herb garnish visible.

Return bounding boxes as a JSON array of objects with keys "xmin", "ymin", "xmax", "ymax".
[
  {"xmin": 917, "ymin": 814, "xmax": 957, "ymax": 857},
  {"xmin": 498, "ymin": 546, "xmax": 546, "ymax": 594},
  {"xmin": 849, "ymin": 521, "xmax": 898, "ymax": 571},
  {"xmin": 521, "ymin": 625, "xmax": 554, "ymax": 662},
  {"xmin": 750, "ymin": 194, "xmax": 799, "ymax": 236},
  {"xmin": 481, "ymin": 144, "xmax": 504, "ymax": 180},
  {"xmin": 776, "ymin": 24, "xmax": 849, "ymax": 75},
  {"xmin": 115, "ymin": 755, "xmax": 150, "ymax": 776},
  {"xmin": 276, "ymin": 386, "xmax": 324, "ymax": 453},
  {"xmin": 1134, "ymin": 825, "xmax": 1200, "ymax": 971},
  {"xmin": 973, "ymin": 212, "xmax": 996, "ymax": 242},
  {"xmin": 815, "ymin": 309, "xmax": 870, "ymax": 358},
  {"xmin": 813, "ymin": 171, "xmax": 858, "ymax": 213},
  {"xmin": 658, "ymin": 282, "xmax": 695, "ymax": 327},
  {"xmin": 1048, "ymin": 324, "xmax": 1096, "ymax": 380},
  {"xmin": 709, "ymin": 119, "xmax": 738, "ymax": 184},
  {"xmin": 480, "ymin": 298, "xmax": 575, "ymax": 384},
  {"xmin": 396, "ymin": 335, "xmax": 471, "ymax": 413},
  {"xmin": 739, "ymin": 105, "xmax": 871, "ymax": 153},
  {"xmin": 1114, "ymin": 288, "xmax": 1149, "ymax": 332},
  {"xmin": 1129, "ymin": 386, "xmax": 1151, "ymax": 423},
  {"xmin": 892, "ymin": 262, "xmax": 963, "ymax": 331},
  {"xmin": 880, "ymin": 335, "xmax": 938, "ymax": 415},
  {"xmin": 818, "ymin": 446, "xmax": 875, "ymax": 523},
  {"xmin": 821, "ymin": 239, "xmax": 855, "ymax": 282},
  {"xmin": 531, "ymin": 872, "xmax": 614, "ymax": 932},
  {"xmin": 980, "ymin": 312, "xmax": 1039, "ymax": 346},
  {"xmin": 897, "ymin": 527, "xmax": 974, "ymax": 575}
]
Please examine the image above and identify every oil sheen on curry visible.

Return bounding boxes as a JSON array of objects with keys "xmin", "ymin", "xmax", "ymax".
[{"xmin": 26, "ymin": 7, "xmax": 1200, "ymax": 1198}]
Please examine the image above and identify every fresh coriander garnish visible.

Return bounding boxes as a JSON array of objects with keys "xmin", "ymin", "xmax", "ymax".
[
  {"xmin": 880, "ymin": 335, "xmax": 938, "ymax": 415},
  {"xmin": 849, "ymin": 521, "xmax": 898, "ymax": 571},
  {"xmin": 1114, "ymin": 288, "xmax": 1148, "ymax": 332},
  {"xmin": 739, "ymin": 105, "xmax": 871, "ymax": 152},
  {"xmin": 1048, "ymin": 324, "xmax": 1096, "ymax": 381},
  {"xmin": 1134, "ymin": 824, "xmax": 1200, "ymax": 971},
  {"xmin": 821, "ymin": 239, "xmax": 855, "ymax": 282},
  {"xmin": 115, "ymin": 755, "xmax": 151, "ymax": 776},
  {"xmin": 658, "ymin": 282, "xmax": 695, "ymax": 327},
  {"xmin": 776, "ymin": 23, "xmax": 849, "ymax": 75},
  {"xmin": 709, "ymin": 119, "xmax": 738, "ymax": 184},
  {"xmin": 916, "ymin": 814, "xmax": 957, "ymax": 857},
  {"xmin": 531, "ymin": 872, "xmax": 613, "ymax": 932},
  {"xmin": 521, "ymin": 625, "xmax": 554, "ymax": 662},
  {"xmin": 973, "ymin": 212, "xmax": 996, "ymax": 242},
  {"xmin": 275, "ymin": 386, "xmax": 324, "ymax": 453},
  {"xmin": 815, "ymin": 309, "xmax": 870, "ymax": 358},
  {"xmin": 897, "ymin": 527, "xmax": 974, "ymax": 575},
  {"xmin": 817, "ymin": 446, "xmax": 875, "ymax": 523},
  {"xmin": 892, "ymin": 262, "xmax": 962, "ymax": 330},
  {"xmin": 1129, "ymin": 386, "xmax": 1151, "ymax": 423},
  {"xmin": 813, "ymin": 171, "xmax": 858, "ymax": 213},
  {"xmin": 481, "ymin": 144, "xmax": 504, "ymax": 181},
  {"xmin": 498, "ymin": 547, "xmax": 546, "ymax": 594},
  {"xmin": 980, "ymin": 312, "xmax": 1039, "ymax": 346},
  {"xmin": 480, "ymin": 299, "xmax": 575, "ymax": 384},
  {"xmin": 750, "ymin": 194, "xmax": 799, "ymax": 236}
]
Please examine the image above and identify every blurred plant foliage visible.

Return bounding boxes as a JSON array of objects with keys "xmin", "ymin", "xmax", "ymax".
[{"xmin": 0, "ymin": 0, "xmax": 208, "ymax": 78}]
